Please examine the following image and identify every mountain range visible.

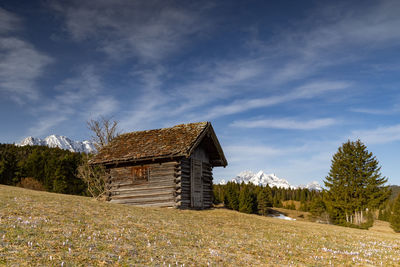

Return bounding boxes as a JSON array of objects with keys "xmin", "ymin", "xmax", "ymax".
[
  {"xmin": 220, "ymin": 170, "xmax": 323, "ymax": 191},
  {"xmin": 17, "ymin": 135, "xmax": 96, "ymax": 154}
]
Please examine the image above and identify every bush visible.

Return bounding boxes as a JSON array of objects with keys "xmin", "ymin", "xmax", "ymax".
[{"xmin": 16, "ymin": 177, "xmax": 45, "ymax": 191}]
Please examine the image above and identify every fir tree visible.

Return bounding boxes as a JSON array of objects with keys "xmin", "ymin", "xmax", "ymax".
[
  {"xmin": 239, "ymin": 184, "xmax": 256, "ymax": 214},
  {"xmin": 309, "ymin": 196, "xmax": 326, "ymax": 216},
  {"xmin": 390, "ymin": 194, "xmax": 400, "ymax": 232},
  {"xmin": 224, "ymin": 182, "xmax": 240, "ymax": 210},
  {"xmin": 257, "ymin": 187, "xmax": 272, "ymax": 215},
  {"xmin": 324, "ymin": 140, "xmax": 390, "ymax": 227}
]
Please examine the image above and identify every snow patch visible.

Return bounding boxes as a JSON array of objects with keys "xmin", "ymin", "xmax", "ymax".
[{"xmin": 271, "ymin": 214, "xmax": 296, "ymax": 221}]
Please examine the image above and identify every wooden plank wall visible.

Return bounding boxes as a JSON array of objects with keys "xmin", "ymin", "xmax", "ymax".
[
  {"xmin": 175, "ymin": 158, "xmax": 214, "ymax": 209},
  {"xmin": 106, "ymin": 161, "xmax": 177, "ymax": 207},
  {"xmin": 176, "ymin": 158, "xmax": 191, "ymax": 208},
  {"xmin": 106, "ymin": 155, "xmax": 214, "ymax": 209},
  {"xmin": 202, "ymin": 162, "xmax": 213, "ymax": 208}
]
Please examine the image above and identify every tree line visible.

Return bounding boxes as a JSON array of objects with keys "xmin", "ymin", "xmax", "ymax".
[
  {"xmin": 0, "ymin": 144, "xmax": 87, "ymax": 195},
  {"xmin": 214, "ymin": 140, "xmax": 400, "ymax": 232},
  {"xmin": 213, "ymin": 182, "xmax": 322, "ymax": 215}
]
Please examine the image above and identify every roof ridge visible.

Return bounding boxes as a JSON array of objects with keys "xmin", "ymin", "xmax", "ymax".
[
  {"xmin": 90, "ymin": 121, "xmax": 215, "ymax": 165},
  {"xmin": 118, "ymin": 121, "xmax": 208, "ymax": 137}
]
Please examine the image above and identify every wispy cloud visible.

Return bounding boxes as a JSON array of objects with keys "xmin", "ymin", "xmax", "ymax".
[
  {"xmin": 232, "ymin": 117, "xmax": 337, "ymax": 130},
  {"xmin": 0, "ymin": 7, "xmax": 21, "ymax": 33},
  {"xmin": 50, "ymin": 1, "xmax": 212, "ymax": 62},
  {"xmin": 214, "ymin": 138, "xmax": 340, "ymax": 183},
  {"xmin": 202, "ymin": 81, "xmax": 351, "ymax": 119},
  {"xmin": 27, "ymin": 66, "xmax": 119, "ymax": 137},
  {"xmin": 27, "ymin": 115, "xmax": 68, "ymax": 137},
  {"xmin": 350, "ymin": 106, "xmax": 400, "ymax": 115},
  {"xmin": 0, "ymin": 8, "xmax": 52, "ymax": 103},
  {"xmin": 247, "ymin": 1, "xmax": 400, "ymax": 86},
  {"xmin": 352, "ymin": 124, "xmax": 400, "ymax": 144}
]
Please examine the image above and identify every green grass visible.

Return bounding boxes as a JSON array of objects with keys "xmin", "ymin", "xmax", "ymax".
[{"xmin": 1, "ymin": 185, "xmax": 399, "ymax": 266}]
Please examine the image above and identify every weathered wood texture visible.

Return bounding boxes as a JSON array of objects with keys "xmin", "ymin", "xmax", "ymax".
[
  {"xmin": 107, "ymin": 161, "xmax": 177, "ymax": 207},
  {"xmin": 106, "ymin": 143, "xmax": 214, "ymax": 209},
  {"xmin": 174, "ymin": 145, "xmax": 214, "ymax": 209},
  {"xmin": 202, "ymin": 162, "xmax": 213, "ymax": 208},
  {"xmin": 176, "ymin": 158, "xmax": 191, "ymax": 208}
]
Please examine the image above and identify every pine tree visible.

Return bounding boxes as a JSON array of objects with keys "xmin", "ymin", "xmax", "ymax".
[
  {"xmin": 239, "ymin": 184, "xmax": 256, "ymax": 214},
  {"xmin": 257, "ymin": 188, "xmax": 272, "ymax": 215},
  {"xmin": 224, "ymin": 182, "xmax": 239, "ymax": 210},
  {"xmin": 309, "ymin": 196, "xmax": 326, "ymax": 216},
  {"xmin": 390, "ymin": 194, "xmax": 400, "ymax": 232},
  {"xmin": 324, "ymin": 140, "xmax": 390, "ymax": 227}
]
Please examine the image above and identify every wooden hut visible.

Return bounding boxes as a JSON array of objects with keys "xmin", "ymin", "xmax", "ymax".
[{"xmin": 90, "ymin": 122, "xmax": 227, "ymax": 209}]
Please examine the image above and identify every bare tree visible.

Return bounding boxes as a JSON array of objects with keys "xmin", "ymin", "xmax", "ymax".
[
  {"xmin": 79, "ymin": 116, "xmax": 121, "ymax": 199},
  {"xmin": 77, "ymin": 154, "xmax": 107, "ymax": 199},
  {"xmin": 87, "ymin": 116, "xmax": 121, "ymax": 150}
]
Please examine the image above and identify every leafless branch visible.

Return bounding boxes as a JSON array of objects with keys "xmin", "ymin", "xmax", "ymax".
[{"xmin": 87, "ymin": 116, "xmax": 121, "ymax": 150}]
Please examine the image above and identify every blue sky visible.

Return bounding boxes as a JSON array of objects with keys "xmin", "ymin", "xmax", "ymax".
[{"xmin": 1, "ymin": 0, "xmax": 400, "ymax": 186}]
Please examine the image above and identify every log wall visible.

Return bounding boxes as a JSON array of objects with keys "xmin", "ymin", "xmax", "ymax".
[
  {"xmin": 106, "ymin": 144, "xmax": 214, "ymax": 209},
  {"xmin": 176, "ymin": 158, "xmax": 191, "ymax": 208},
  {"xmin": 174, "ymin": 146, "xmax": 214, "ymax": 209},
  {"xmin": 106, "ymin": 161, "xmax": 178, "ymax": 207},
  {"xmin": 202, "ymin": 162, "xmax": 213, "ymax": 208}
]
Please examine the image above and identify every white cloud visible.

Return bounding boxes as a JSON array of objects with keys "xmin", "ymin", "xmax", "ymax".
[
  {"xmin": 0, "ymin": 7, "xmax": 21, "ymax": 33},
  {"xmin": 352, "ymin": 124, "xmax": 400, "ymax": 144},
  {"xmin": 246, "ymin": 1, "xmax": 400, "ymax": 86},
  {"xmin": 232, "ymin": 118, "xmax": 337, "ymax": 130},
  {"xmin": 203, "ymin": 81, "xmax": 351, "ymax": 119},
  {"xmin": 213, "ymin": 138, "xmax": 341, "ymax": 184},
  {"xmin": 27, "ymin": 65, "xmax": 119, "ymax": 137},
  {"xmin": 27, "ymin": 115, "xmax": 68, "ymax": 137},
  {"xmin": 87, "ymin": 97, "xmax": 119, "ymax": 120},
  {"xmin": 0, "ymin": 8, "xmax": 52, "ymax": 103},
  {"xmin": 350, "ymin": 105, "xmax": 400, "ymax": 115},
  {"xmin": 50, "ymin": 1, "xmax": 211, "ymax": 62}
]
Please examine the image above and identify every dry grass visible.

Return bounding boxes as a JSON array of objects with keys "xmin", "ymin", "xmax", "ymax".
[
  {"xmin": 282, "ymin": 200, "xmax": 302, "ymax": 210},
  {"xmin": 1, "ymin": 185, "xmax": 399, "ymax": 266}
]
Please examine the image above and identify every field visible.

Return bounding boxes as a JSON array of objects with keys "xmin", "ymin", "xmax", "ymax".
[{"xmin": 1, "ymin": 185, "xmax": 399, "ymax": 266}]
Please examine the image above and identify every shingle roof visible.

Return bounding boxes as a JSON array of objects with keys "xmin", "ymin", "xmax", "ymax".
[{"xmin": 89, "ymin": 122, "xmax": 227, "ymax": 166}]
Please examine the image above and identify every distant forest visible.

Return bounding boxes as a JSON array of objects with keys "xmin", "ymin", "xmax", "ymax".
[
  {"xmin": 214, "ymin": 182, "xmax": 400, "ymax": 224},
  {"xmin": 0, "ymin": 144, "xmax": 86, "ymax": 195}
]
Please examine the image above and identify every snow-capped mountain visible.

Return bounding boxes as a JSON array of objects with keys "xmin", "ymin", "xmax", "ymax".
[
  {"xmin": 17, "ymin": 135, "xmax": 96, "ymax": 153},
  {"xmin": 221, "ymin": 170, "xmax": 322, "ymax": 190},
  {"xmin": 231, "ymin": 170, "xmax": 294, "ymax": 189},
  {"xmin": 298, "ymin": 181, "xmax": 323, "ymax": 191}
]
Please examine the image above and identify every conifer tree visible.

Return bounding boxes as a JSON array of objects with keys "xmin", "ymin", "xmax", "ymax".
[
  {"xmin": 390, "ymin": 194, "xmax": 400, "ymax": 232},
  {"xmin": 324, "ymin": 140, "xmax": 389, "ymax": 227},
  {"xmin": 257, "ymin": 187, "xmax": 272, "ymax": 215},
  {"xmin": 224, "ymin": 182, "xmax": 239, "ymax": 210},
  {"xmin": 239, "ymin": 184, "xmax": 256, "ymax": 214}
]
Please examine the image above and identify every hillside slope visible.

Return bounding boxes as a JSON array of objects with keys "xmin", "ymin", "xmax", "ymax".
[{"xmin": 0, "ymin": 185, "xmax": 399, "ymax": 266}]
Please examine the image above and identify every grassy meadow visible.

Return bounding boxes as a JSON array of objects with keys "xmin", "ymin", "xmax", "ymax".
[{"xmin": 0, "ymin": 185, "xmax": 399, "ymax": 266}]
